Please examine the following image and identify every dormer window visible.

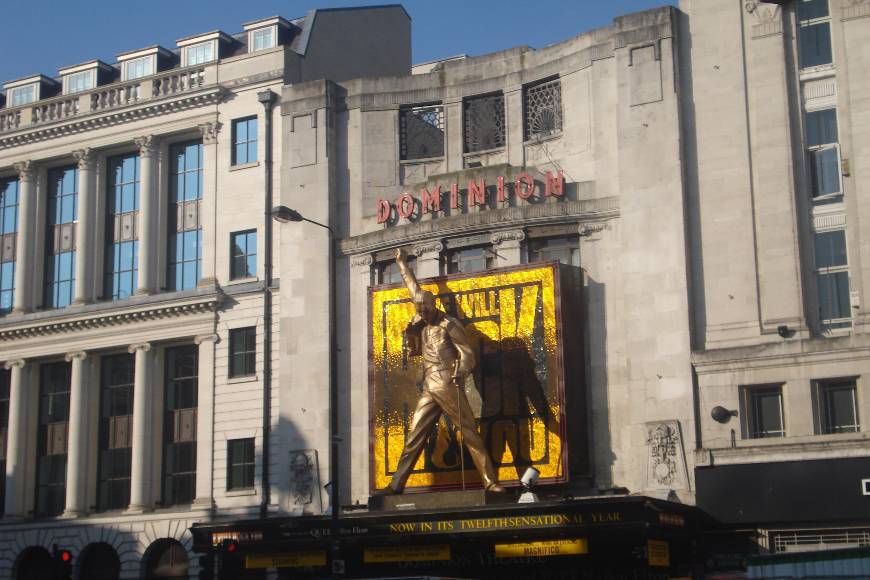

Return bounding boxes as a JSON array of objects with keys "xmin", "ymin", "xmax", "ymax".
[
  {"xmin": 124, "ymin": 56, "xmax": 154, "ymax": 80},
  {"xmin": 177, "ymin": 31, "xmax": 231, "ymax": 67},
  {"xmin": 185, "ymin": 41, "xmax": 215, "ymax": 66},
  {"xmin": 117, "ymin": 46, "xmax": 171, "ymax": 81},
  {"xmin": 243, "ymin": 17, "xmax": 290, "ymax": 54},
  {"xmin": 2, "ymin": 75, "xmax": 54, "ymax": 108},
  {"xmin": 59, "ymin": 61, "xmax": 112, "ymax": 95},
  {"xmin": 252, "ymin": 27, "xmax": 275, "ymax": 51},
  {"xmin": 8, "ymin": 84, "xmax": 36, "ymax": 107}
]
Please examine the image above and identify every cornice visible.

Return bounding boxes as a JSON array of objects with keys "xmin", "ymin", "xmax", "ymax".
[
  {"xmin": 0, "ymin": 86, "xmax": 227, "ymax": 150},
  {"xmin": 0, "ymin": 294, "xmax": 220, "ymax": 341}
]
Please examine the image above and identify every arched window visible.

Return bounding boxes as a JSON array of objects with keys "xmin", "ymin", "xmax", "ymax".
[
  {"xmin": 79, "ymin": 542, "xmax": 121, "ymax": 580},
  {"xmin": 15, "ymin": 546, "xmax": 53, "ymax": 580},
  {"xmin": 143, "ymin": 539, "xmax": 189, "ymax": 579}
]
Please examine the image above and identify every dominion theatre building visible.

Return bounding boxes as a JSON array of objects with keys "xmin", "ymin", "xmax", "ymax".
[{"xmin": 0, "ymin": 0, "xmax": 869, "ymax": 578}]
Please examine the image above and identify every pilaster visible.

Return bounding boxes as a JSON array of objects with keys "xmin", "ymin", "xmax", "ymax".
[
  {"xmin": 127, "ymin": 342, "xmax": 153, "ymax": 513},
  {"xmin": 135, "ymin": 136, "xmax": 158, "ymax": 295},
  {"xmin": 11, "ymin": 161, "xmax": 34, "ymax": 314}
]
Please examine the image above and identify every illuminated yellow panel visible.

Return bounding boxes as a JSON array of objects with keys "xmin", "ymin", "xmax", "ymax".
[
  {"xmin": 494, "ymin": 539, "xmax": 588, "ymax": 558},
  {"xmin": 246, "ymin": 552, "xmax": 326, "ymax": 569},
  {"xmin": 370, "ymin": 264, "xmax": 567, "ymax": 492},
  {"xmin": 364, "ymin": 545, "xmax": 451, "ymax": 563}
]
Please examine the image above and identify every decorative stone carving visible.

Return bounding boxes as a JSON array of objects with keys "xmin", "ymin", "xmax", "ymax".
[
  {"xmin": 578, "ymin": 222, "xmax": 606, "ymax": 237},
  {"xmin": 645, "ymin": 420, "xmax": 689, "ymax": 490},
  {"xmin": 133, "ymin": 135, "xmax": 157, "ymax": 157},
  {"xmin": 128, "ymin": 342, "xmax": 152, "ymax": 354},
  {"xmin": 288, "ymin": 449, "xmax": 322, "ymax": 513},
  {"xmin": 194, "ymin": 333, "xmax": 219, "ymax": 345},
  {"xmin": 350, "ymin": 254, "xmax": 374, "ymax": 268},
  {"xmin": 413, "ymin": 241, "xmax": 444, "ymax": 257},
  {"xmin": 745, "ymin": 0, "xmax": 782, "ymax": 37},
  {"xmin": 72, "ymin": 148, "xmax": 95, "ymax": 171},
  {"xmin": 198, "ymin": 121, "xmax": 222, "ymax": 145},
  {"xmin": 842, "ymin": 0, "xmax": 870, "ymax": 20},
  {"xmin": 13, "ymin": 160, "xmax": 34, "ymax": 182},
  {"xmin": 489, "ymin": 229, "xmax": 526, "ymax": 245},
  {"xmin": 64, "ymin": 351, "xmax": 87, "ymax": 363},
  {"xmin": 3, "ymin": 359, "xmax": 25, "ymax": 370}
]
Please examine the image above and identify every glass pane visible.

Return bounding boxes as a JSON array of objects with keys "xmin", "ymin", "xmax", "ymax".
[
  {"xmin": 811, "ymin": 147, "xmax": 840, "ymax": 196},
  {"xmin": 826, "ymin": 385, "xmax": 858, "ymax": 432},
  {"xmin": 755, "ymin": 391, "xmax": 783, "ymax": 437},
  {"xmin": 798, "ymin": 0, "xmax": 829, "ymax": 20},
  {"xmin": 818, "ymin": 271, "xmax": 851, "ymax": 321},
  {"xmin": 814, "ymin": 231, "xmax": 847, "ymax": 268},
  {"xmin": 806, "ymin": 109, "xmax": 838, "ymax": 147},
  {"xmin": 799, "ymin": 22, "xmax": 832, "ymax": 68}
]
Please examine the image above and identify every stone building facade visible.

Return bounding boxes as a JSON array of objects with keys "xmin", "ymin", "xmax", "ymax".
[
  {"xmin": 0, "ymin": 7, "xmax": 409, "ymax": 578},
  {"xmin": 0, "ymin": 0, "xmax": 868, "ymax": 577}
]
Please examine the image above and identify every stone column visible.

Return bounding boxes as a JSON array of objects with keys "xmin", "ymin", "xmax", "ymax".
[
  {"xmin": 412, "ymin": 241, "xmax": 443, "ymax": 278},
  {"xmin": 193, "ymin": 333, "xmax": 218, "ymax": 509},
  {"xmin": 197, "ymin": 121, "xmax": 221, "ymax": 288},
  {"xmin": 505, "ymin": 86, "xmax": 524, "ymax": 167},
  {"xmin": 4, "ymin": 359, "xmax": 28, "ymax": 517},
  {"xmin": 63, "ymin": 351, "xmax": 88, "ymax": 516},
  {"xmin": 127, "ymin": 342, "xmax": 152, "ymax": 513},
  {"xmin": 72, "ymin": 149, "xmax": 95, "ymax": 305},
  {"xmin": 12, "ymin": 161, "xmax": 35, "ymax": 314},
  {"xmin": 490, "ymin": 230, "xmax": 525, "ymax": 268},
  {"xmin": 135, "ymin": 136, "xmax": 157, "ymax": 295}
]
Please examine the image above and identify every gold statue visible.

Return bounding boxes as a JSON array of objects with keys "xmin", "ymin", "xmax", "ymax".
[{"xmin": 377, "ymin": 249, "xmax": 506, "ymax": 494}]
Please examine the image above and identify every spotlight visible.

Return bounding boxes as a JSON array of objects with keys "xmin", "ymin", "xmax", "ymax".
[
  {"xmin": 518, "ymin": 467, "xmax": 540, "ymax": 504},
  {"xmin": 711, "ymin": 406, "xmax": 738, "ymax": 424},
  {"xmin": 777, "ymin": 325, "xmax": 791, "ymax": 338}
]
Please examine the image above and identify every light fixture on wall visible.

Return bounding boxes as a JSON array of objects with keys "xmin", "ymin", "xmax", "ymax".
[
  {"xmin": 777, "ymin": 325, "xmax": 791, "ymax": 338},
  {"xmin": 711, "ymin": 406, "xmax": 738, "ymax": 424},
  {"xmin": 518, "ymin": 467, "xmax": 540, "ymax": 504}
]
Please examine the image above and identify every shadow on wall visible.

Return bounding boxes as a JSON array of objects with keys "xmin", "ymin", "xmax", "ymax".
[{"xmin": 585, "ymin": 274, "xmax": 617, "ymax": 489}]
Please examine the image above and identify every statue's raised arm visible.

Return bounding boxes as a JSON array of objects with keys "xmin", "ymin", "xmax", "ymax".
[{"xmin": 396, "ymin": 248, "xmax": 420, "ymax": 298}]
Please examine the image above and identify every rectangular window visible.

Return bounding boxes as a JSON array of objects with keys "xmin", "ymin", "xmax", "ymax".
[
  {"xmin": 528, "ymin": 236, "xmax": 580, "ymax": 267},
  {"xmin": 798, "ymin": 0, "xmax": 832, "ymax": 69},
  {"xmin": 0, "ymin": 368, "xmax": 9, "ymax": 516},
  {"xmin": 744, "ymin": 384, "xmax": 786, "ymax": 439},
  {"xmin": 97, "ymin": 354, "xmax": 134, "ymax": 511},
  {"xmin": 231, "ymin": 117, "xmax": 258, "ymax": 166},
  {"xmin": 123, "ymin": 56, "xmax": 154, "ymax": 81},
  {"xmin": 105, "ymin": 153, "xmax": 140, "ymax": 300},
  {"xmin": 805, "ymin": 108, "xmax": 841, "ymax": 198},
  {"xmin": 464, "ymin": 93, "xmax": 506, "ymax": 153},
  {"xmin": 399, "ymin": 104, "xmax": 445, "ymax": 161},
  {"xmin": 378, "ymin": 255, "xmax": 415, "ymax": 285},
  {"xmin": 185, "ymin": 41, "xmax": 214, "ymax": 66},
  {"xmin": 8, "ymin": 84, "xmax": 36, "ymax": 107},
  {"xmin": 815, "ymin": 230, "xmax": 851, "ymax": 329},
  {"xmin": 44, "ymin": 166, "xmax": 78, "ymax": 309},
  {"xmin": 817, "ymin": 379, "xmax": 860, "ymax": 434},
  {"xmin": 163, "ymin": 345, "xmax": 198, "ymax": 506},
  {"xmin": 252, "ymin": 27, "xmax": 275, "ymax": 51},
  {"xmin": 229, "ymin": 327, "xmax": 256, "ymax": 378},
  {"xmin": 36, "ymin": 362, "xmax": 71, "ymax": 517},
  {"xmin": 168, "ymin": 141, "xmax": 203, "ymax": 291},
  {"xmin": 227, "ymin": 438, "xmax": 255, "ymax": 490},
  {"xmin": 524, "ymin": 77, "xmax": 563, "ymax": 140},
  {"xmin": 230, "ymin": 230, "xmax": 257, "ymax": 280},
  {"xmin": 0, "ymin": 178, "xmax": 19, "ymax": 315},
  {"xmin": 64, "ymin": 70, "xmax": 94, "ymax": 95},
  {"xmin": 445, "ymin": 246, "xmax": 494, "ymax": 274}
]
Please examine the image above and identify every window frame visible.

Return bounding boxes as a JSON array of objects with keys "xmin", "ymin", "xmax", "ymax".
[
  {"xmin": 96, "ymin": 353, "xmax": 135, "ymax": 512},
  {"xmin": 816, "ymin": 378, "xmax": 860, "ymax": 434},
  {"xmin": 804, "ymin": 107, "xmax": 842, "ymax": 200},
  {"xmin": 162, "ymin": 345, "xmax": 198, "ymax": 506},
  {"xmin": 63, "ymin": 70, "xmax": 95, "ymax": 95},
  {"xmin": 227, "ymin": 438, "xmax": 255, "ymax": 491},
  {"xmin": 527, "ymin": 235, "xmax": 580, "ymax": 267},
  {"xmin": 8, "ymin": 83, "xmax": 37, "ymax": 107},
  {"xmin": 796, "ymin": 0, "xmax": 834, "ymax": 71},
  {"xmin": 104, "ymin": 153, "xmax": 140, "ymax": 300},
  {"xmin": 523, "ymin": 76, "xmax": 564, "ymax": 141},
  {"xmin": 44, "ymin": 165, "xmax": 79, "ymax": 310},
  {"xmin": 814, "ymin": 229, "xmax": 852, "ymax": 331},
  {"xmin": 231, "ymin": 117, "xmax": 258, "ymax": 166},
  {"xmin": 230, "ymin": 230, "xmax": 257, "ymax": 281},
  {"xmin": 249, "ymin": 26, "xmax": 277, "ymax": 52},
  {"xmin": 443, "ymin": 245, "xmax": 495, "ymax": 275},
  {"xmin": 742, "ymin": 384, "xmax": 786, "ymax": 439},
  {"xmin": 122, "ymin": 55, "xmax": 155, "ymax": 81},
  {"xmin": 228, "ymin": 327, "xmax": 257, "ymax": 379},
  {"xmin": 184, "ymin": 41, "xmax": 216, "ymax": 66}
]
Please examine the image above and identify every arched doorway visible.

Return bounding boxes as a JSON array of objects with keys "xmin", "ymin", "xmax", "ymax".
[
  {"xmin": 15, "ymin": 546, "xmax": 53, "ymax": 580},
  {"xmin": 79, "ymin": 542, "xmax": 121, "ymax": 580},
  {"xmin": 143, "ymin": 539, "xmax": 189, "ymax": 579}
]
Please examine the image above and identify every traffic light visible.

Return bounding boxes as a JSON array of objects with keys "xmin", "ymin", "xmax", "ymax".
[{"xmin": 52, "ymin": 547, "xmax": 73, "ymax": 580}]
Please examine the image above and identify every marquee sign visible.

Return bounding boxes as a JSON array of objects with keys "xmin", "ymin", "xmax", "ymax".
[
  {"xmin": 375, "ymin": 170, "xmax": 564, "ymax": 225},
  {"xmin": 369, "ymin": 263, "xmax": 569, "ymax": 493}
]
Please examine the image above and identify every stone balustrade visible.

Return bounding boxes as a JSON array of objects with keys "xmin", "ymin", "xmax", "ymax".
[{"xmin": 0, "ymin": 66, "xmax": 211, "ymax": 134}]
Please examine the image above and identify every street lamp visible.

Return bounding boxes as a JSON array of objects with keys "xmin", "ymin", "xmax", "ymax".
[{"xmin": 270, "ymin": 205, "xmax": 342, "ymax": 575}]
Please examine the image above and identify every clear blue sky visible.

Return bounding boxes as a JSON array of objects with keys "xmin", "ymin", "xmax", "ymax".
[{"xmin": 0, "ymin": 0, "xmax": 675, "ymax": 84}]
